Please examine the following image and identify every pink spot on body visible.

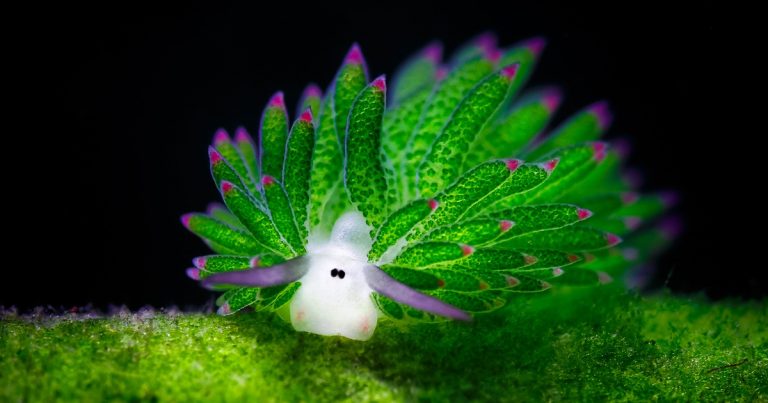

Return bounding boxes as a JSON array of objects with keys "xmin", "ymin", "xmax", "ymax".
[
  {"xmin": 437, "ymin": 278, "xmax": 446, "ymax": 288},
  {"xmin": 221, "ymin": 181, "xmax": 234, "ymax": 193},
  {"xmin": 295, "ymin": 311, "xmax": 305, "ymax": 321},
  {"xmin": 593, "ymin": 142, "xmax": 608, "ymax": 162},
  {"xmin": 624, "ymin": 216, "xmax": 642, "ymax": 230},
  {"xmin": 208, "ymin": 147, "xmax": 223, "ymax": 164},
  {"xmin": 541, "ymin": 158, "xmax": 559, "ymax": 173},
  {"xmin": 577, "ymin": 208, "xmax": 593, "ymax": 220},
  {"xmin": 193, "ymin": 257, "xmax": 206, "ymax": 268},
  {"xmin": 269, "ymin": 92, "xmax": 285, "ymax": 108},
  {"xmin": 589, "ymin": 101, "xmax": 612, "ymax": 130},
  {"xmin": 552, "ymin": 267, "xmax": 564, "ymax": 277},
  {"xmin": 345, "ymin": 43, "xmax": 364, "ymax": 65},
  {"xmin": 541, "ymin": 281, "xmax": 552, "ymax": 290},
  {"xmin": 506, "ymin": 276, "xmax": 520, "ymax": 287},
  {"xmin": 605, "ymin": 233, "xmax": 622, "ymax": 246},
  {"xmin": 180, "ymin": 213, "xmax": 193, "ymax": 228},
  {"xmin": 499, "ymin": 220, "xmax": 515, "ymax": 232},
  {"xmin": 234, "ymin": 127, "xmax": 252, "ymax": 143},
  {"xmin": 360, "ymin": 319, "xmax": 371, "ymax": 334},
  {"xmin": 261, "ymin": 175, "xmax": 275, "ymax": 187},
  {"xmin": 461, "ymin": 244, "xmax": 475, "ymax": 256},
  {"xmin": 213, "ymin": 128, "xmax": 229, "ymax": 145},
  {"xmin": 422, "ymin": 42, "xmax": 443, "ymax": 63},
  {"xmin": 372, "ymin": 75, "xmax": 387, "ymax": 92},
  {"xmin": 428, "ymin": 199, "xmax": 439, "ymax": 211},
  {"xmin": 505, "ymin": 159, "xmax": 522, "ymax": 171},
  {"xmin": 186, "ymin": 268, "xmax": 200, "ymax": 280},
  {"xmin": 542, "ymin": 89, "xmax": 562, "ymax": 112},
  {"xmin": 501, "ymin": 63, "xmax": 519, "ymax": 80},
  {"xmin": 300, "ymin": 108, "xmax": 313, "ymax": 123},
  {"xmin": 524, "ymin": 254, "xmax": 538, "ymax": 265},
  {"xmin": 567, "ymin": 254, "xmax": 580, "ymax": 263},
  {"xmin": 521, "ymin": 36, "xmax": 547, "ymax": 57},
  {"xmin": 249, "ymin": 256, "xmax": 261, "ymax": 268}
]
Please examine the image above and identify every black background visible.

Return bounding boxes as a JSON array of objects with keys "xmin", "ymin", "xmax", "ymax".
[{"xmin": 6, "ymin": 3, "xmax": 756, "ymax": 310}]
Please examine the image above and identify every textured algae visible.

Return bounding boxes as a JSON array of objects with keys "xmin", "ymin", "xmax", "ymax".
[{"xmin": 2, "ymin": 289, "xmax": 766, "ymax": 402}]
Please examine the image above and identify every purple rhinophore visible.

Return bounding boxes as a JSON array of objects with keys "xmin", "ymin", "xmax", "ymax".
[
  {"xmin": 202, "ymin": 259, "xmax": 308, "ymax": 289},
  {"xmin": 363, "ymin": 264, "xmax": 471, "ymax": 321}
]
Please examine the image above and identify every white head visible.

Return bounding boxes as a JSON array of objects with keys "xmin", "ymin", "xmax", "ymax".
[{"xmin": 290, "ymin": 211, "xmax": 378, "ymax": 340}]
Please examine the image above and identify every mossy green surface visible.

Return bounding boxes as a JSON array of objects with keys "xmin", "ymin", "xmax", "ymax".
[{"xmin": 2, "ymin": 289, "xmax": 766, "ymax": 402}]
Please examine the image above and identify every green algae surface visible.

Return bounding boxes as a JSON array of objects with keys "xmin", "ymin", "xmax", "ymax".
[{"xmin": 2, "ymin": 289, "xmax": 766, "ymax": 402}]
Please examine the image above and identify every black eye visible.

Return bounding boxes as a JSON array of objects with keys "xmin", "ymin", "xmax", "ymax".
[
  {"xmin": 338, "ymin": 270, "xmax": 346, "ymax": 279},
  {"xmin": 330, "ymin": 268, "xmax": 338, "ymax": 277}
]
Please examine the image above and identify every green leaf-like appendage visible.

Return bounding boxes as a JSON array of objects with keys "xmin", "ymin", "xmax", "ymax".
[
  {"xmin": 283, "ymin": 111, "xmax": 315, "ymax": 242},
  {"xmin": 219, "ymin": 182, "xmax": 294, "ymax": 258},
  {"xmin": 333, "ymin": 45, "xmax": 369, "ymax": 146},
  {"xmin": 464, "ymin": 89, "xmax": 559, "ymax": 170},
  {"xmin": 297, "ymin": 84, "xmax": 322, "ymax": 118},
  {"xmin": 182, "ymin": 36, "xmax": 677, "ymax": 331},
  {"xmin": 382, "ymin": 88, "xmax": 433, "ymax": 209},
  {"xmin": 526, "ymin": 102, "xmax": 611, "ymax": 160},
  {"xmin": 307, "ymin": 92, "xmax": 343, "ymax": 231},
  {"xmin": 418, "ymin": 65, "xmax": 521, "ymax": 197},
  {"xmin": 369, "ymin": 199, "xmax": 435, "ymax": 262},
  {"xmin": 390, "ymin": 42, "xmax": 440, "ymax": 106},
  {"xmin": 401, "ymin": 55, "xmax": 495, "ymax": 202},
  {"xmin": 394, "ymin": 242, "xmax": 469, "ymax": 268},
  {"xmin": 307, "ymin": 45, "xmax": 368, "ymax": 233},
  {"xmin": 262, "ymin": 176, "xmax": 304, "ymax": 254},
  {"xmin": 182, "ymin": 213, "xmax": 264, "ymax": 255},
  {"xmin": 217, "ymin": 288, "xmax": 260, "ymax": 314},
  {"xmin": 206, "ymin": 202, "xmax": 245, "ymax": 229},
  {"xmin": 407, "ymin": 160, "xmax": 525, "ymax": 239},
  {"xmin": 344, "ymin": 76, "xmax": 388, "ymax": 231},
  {"xmin": 209, "ymin": 147, "xmax": 250, "ymax": 197},
  {"xmin": 423, "ymin": 218, "xmax": 512, "ymax": 245},
  {"xmin": 495, "ymin": 226, "xmax": 621, "ymax": 252},
  {"xmin": 213, "ymin": 130, "xmax": 259, "ymax": 195},
  {"xmin": 484, "ymin": 204, "xmax": 594, "ymax": 244},
  {"xmin": 259, "ymin": 93, "xmax": 290, "ymax": 178}
]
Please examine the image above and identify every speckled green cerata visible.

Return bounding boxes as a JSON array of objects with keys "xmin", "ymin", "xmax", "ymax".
[{"xmin": 182, "ymin": 34, "xmax": 676, "ymax": 340}]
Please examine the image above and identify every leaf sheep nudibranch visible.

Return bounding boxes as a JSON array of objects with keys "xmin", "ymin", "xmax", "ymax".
[{"xmin": 182, "ymin": 36, "xmax": 677, "ymax": 341}]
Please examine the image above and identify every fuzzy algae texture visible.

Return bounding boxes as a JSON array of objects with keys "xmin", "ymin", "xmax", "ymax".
[{"xmin": 1, "ymin": 289, "xmax": 766, "ymax": 402}]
